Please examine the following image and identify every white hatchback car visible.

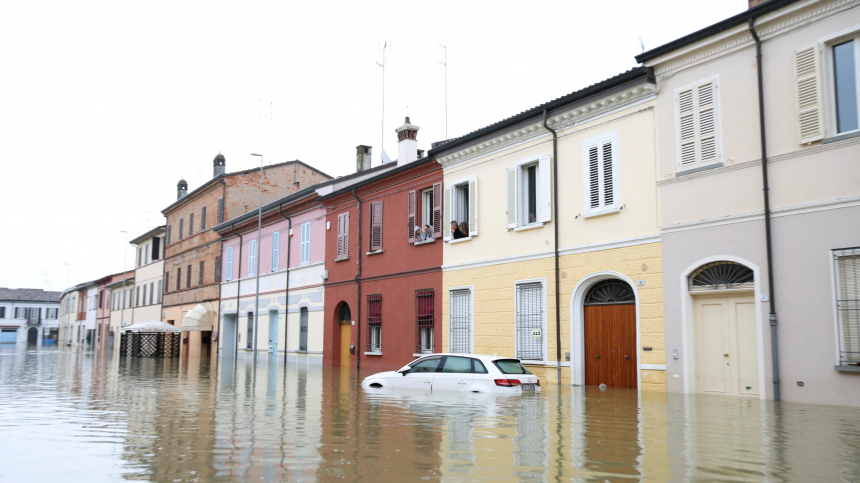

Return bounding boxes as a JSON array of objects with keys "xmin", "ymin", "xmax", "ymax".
[{"xmin": 361, "ymin": 354, "xmax": 541, "ymax": 394}]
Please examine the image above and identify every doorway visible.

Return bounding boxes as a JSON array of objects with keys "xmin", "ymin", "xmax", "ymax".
[
  {"xmin": 221, "ymin": 314, "xmax": 237, "ymax": 359},
  {"xmin": 27, "ymin": 327, "xmax": 38, "ymax": 346},
  {"xmin": 694, "ymin": 295, "xmax": 758, "ymax": 396},
  {"xmin": 338, "ymin": 302, "xmax": 351, "ymax": 367},
  {"xmin": 300, "ymin": 308, "xmax": 309, "ymax": 352},
  {"xmin": 269, "ymin": 310, "xmax": 279, "ymax": 354},
  {"xmin": 583, "ymin": 280, "xmax": 637, "ymax": 388}
]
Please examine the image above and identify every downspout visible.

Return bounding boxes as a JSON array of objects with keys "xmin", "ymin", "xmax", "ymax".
[
  {"xmin": 543, "ymin": 109, "xmax": 562, "ymax": 387},
  {"xmin": 230, "ymin": 223, "xmax": 243, "ymax": 360},
  {"xmin": 749, "ymin": 18, "xmax": 780, "ymax": 402},
  {"xmin": 278, "ymin": 203, "xmax": 292, "ymax": 365},
  {"xmin": 353, "ymin": 188, "xmax": 362, "ymax": 371}
]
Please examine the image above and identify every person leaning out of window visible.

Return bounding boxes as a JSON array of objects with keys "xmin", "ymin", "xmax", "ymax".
[
  {"xmin": 451, "ymin": 221, "xmax": 466, "ymax": 239},
  {"xmin": 422, "ymin": 225, "xmax": 434, "ymax": 241},
  {"xmin": 415, "ymin": 226, "xmax": 427, "ymax": 242}
]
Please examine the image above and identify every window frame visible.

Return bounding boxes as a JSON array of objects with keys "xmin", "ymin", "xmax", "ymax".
[
  {"xmin": 415, "ymin": 289, "xmax": 435, "ymax": 355},
  {"xmin": 673, "ymin": 75, "xmax": 723, "ymax": 172},
  {"xmin": 581, "ymin": 131, "xmax": 620, "ymax": 218},
  {"xmin": 421, "ymin": 188, "xmax": 434, "ymax": 228},
  {"xmin": 444, "ymin": 177, "xmax": 477, "ymax": 241},
  {"xmin": 366, "ymin": 294, "xmax": 382, "ymax": 354},
  {"xmin": 514, "ymin": 277, "xmax": 547, "ymax": 362},
  {"xmin": 448, "ymin": 285, "xmax": 474, "ymax": 354},
  {"xmin": 821, "ymin": 28, "xmax": 860, "ymax": 138}
]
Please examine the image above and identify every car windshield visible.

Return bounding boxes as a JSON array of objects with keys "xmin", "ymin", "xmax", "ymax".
[{"xmin": 493, "ymin": 359, "xmax": 532, "ymax": 375}]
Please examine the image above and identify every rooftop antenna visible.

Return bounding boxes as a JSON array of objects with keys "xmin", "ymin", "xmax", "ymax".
[
  {"xmin": 437, "ymin": 41, "xmax": 448, "ymax": 139},
  {"xmin": 251, "ymin": 96, "xmax": 276, "ymax": 164},
  {"xmin": 374, "ymin": 41, "xmax": 389, "ymax": 161},
  {"xmin": 639, "ymin": 37, "xmax": 645, "ymax": 54}
]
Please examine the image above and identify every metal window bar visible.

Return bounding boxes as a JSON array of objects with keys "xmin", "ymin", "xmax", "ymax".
[
  {"xmin": 415, "ymin": 289, "xmax": 434, "ymax": 354},
  {"xmin": 835, "ymin": 247, "xmax": 860, "ymax": 365},
  {"xmin": 367, "ymin": 295, "xmax": 382, "ymax": 353},
  {"xmin": 449, "ymin": 289, "xmax": 472, "ymax": 354},
  {"xmin": 516, "ymin": 282, "xmax": 543, "ymax": 361}
]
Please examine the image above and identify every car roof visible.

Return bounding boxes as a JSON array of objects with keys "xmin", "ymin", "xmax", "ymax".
[{"xmin": 415, "ymin": 353, "xmax": 518, "ymax": 363}]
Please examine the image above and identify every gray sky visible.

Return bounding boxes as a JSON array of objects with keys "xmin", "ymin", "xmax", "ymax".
[{"xmin": 0, "ymin": 0, "xmax": 745, "ymax": 290}]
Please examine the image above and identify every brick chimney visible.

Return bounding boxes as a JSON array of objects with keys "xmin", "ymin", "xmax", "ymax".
[
  {"xmin": 356, "ymin": 145, "xmax": 372, "ymax": 172},
  {"xmin": 213, "ymin": 153, "xmax": 226, "ymax": 177},
  {"xmin": 177, "ymin": 179, "xmax": 188, "ymax": 200},
  {"xmin": 395, "ymin": 117, "xmax": 420, "ymax": 165}
]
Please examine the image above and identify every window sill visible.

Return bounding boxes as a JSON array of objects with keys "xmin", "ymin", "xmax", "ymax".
[
  {"xmin": 447, "ymin": 237, "xmax": 474, "ymax": 245},
  {"xmin": 675, "ymin": 162, "xmax": 723, "ymax": 177},
  {"xmin": 365, "ymin": 250, "xmax": 384, "ymax": 256},
  {"xmin": 582, "ymin": 207, "xmax": 621, "ymax": 219},
  {"xmin": 333, "ymin": 256, "xmax": 350, "ymax": 262},
  {"xmin": 364, "ymin": 351, "xmax": 383, "ymax": 356},
  {"xmin": 413, "ymin": 238, "xmax": 436, "ymax": 246},
  {"xmin": 822, "ymin": 130, "xmax": 860, "ymax": 144},
  {"xmin": 513, "ymin": 223, "xmax": 545, "ymax": 232},
  {"xmin": 835, "ymin": 364, "xmax": 860, "ymax": 373}
]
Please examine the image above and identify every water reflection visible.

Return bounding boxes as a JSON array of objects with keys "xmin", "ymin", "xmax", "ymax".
[{"xmin": 0, "ymin": 345, "xmax": 859, "ymax": 482}]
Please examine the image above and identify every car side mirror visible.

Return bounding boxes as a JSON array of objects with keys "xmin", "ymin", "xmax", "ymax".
[{"xmin": 397, "ymin": 365, "xmax": 411, "ymax": 375}]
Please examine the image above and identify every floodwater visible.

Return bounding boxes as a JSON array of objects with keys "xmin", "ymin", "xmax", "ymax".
[{"xmin": 1, "ymin": 347, "xmax": 859, "ymax": 482}]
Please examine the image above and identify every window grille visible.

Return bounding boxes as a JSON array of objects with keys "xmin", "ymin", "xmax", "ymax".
[
  {"xmin": 585, "ymin": 279, "xmax": 635, "ymax": 305},
  {"xmin": 367, "ymin": 294, "xmax": 382, "ymax": 353},
  {"xmin": 338, "ymin": 303, "xmax": 351, "ymax": 324},
  {"xmin": 415, "ymin": 289, "xmax": 434, "ymax": 354},
  {"xmin": 834, "ymin": 247, "xmax": 860, "ymax": 366},
  {"xmin": 449, "ymin": 289, "xmax": 472, "ymax": 354},
  {"xmin": 516, "ymin": 282, "xmax": 543, "ymax": 361},
  {"xmin": 688, "ymin": 261, "xmax": 754, "ymax": 292}
]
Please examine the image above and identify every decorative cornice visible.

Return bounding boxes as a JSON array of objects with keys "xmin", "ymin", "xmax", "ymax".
[
  {"xmin": 657, "ymin": 132, "xmax": 860, "ymax": 186},
  {"xmin": 437, "ymin": 84, "xmax": 656, "ymax": 170}
]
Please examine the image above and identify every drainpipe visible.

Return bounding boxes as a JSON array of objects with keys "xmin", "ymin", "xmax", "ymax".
[
  {"xmin": 353, "ymin": 188, "xmax": 362, "ymax": 371},
  {"xmin": 230, "ymin": 223, "xmax": 243, "ymax": 361},
  {"xmin": 749, "ymin": 18, "xmax": 780, "ymax": 402},
  {"xmin": 278, "ymin": 203, "xmax": 292, "ymax": 365},
  {"xmin": 543, "ymin": 109, "xmax": 562, "ymax": 387}
]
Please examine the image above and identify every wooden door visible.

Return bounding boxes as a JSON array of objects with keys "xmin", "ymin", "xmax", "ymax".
[
  {"xmin": 339, "ymin": 323, "xmax": 351, "ymax": 367},
  {"xmin": 694, "ymin": 294, "xmax": 758, "ymax": 396},
  {"xmin": 584, "ymin": 304, "xmax": 637, "ymax": 388}
]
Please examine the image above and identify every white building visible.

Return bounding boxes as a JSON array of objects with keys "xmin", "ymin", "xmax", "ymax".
[{"xmin": 0, "ymin": 288, "xmax": 62, "ymax": 346}]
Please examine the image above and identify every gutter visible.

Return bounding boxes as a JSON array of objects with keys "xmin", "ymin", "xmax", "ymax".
[
  {"xmin": 278, "ymin": 203, "xmax": 292, "ymax": 365},
  {"xmin": 749, "ymin": 17, "xmax": 781, "ymax": 402},
  {"xmin": 230, "ymin": 223, "xmax": 243, "ymax": 360},
  {"xmin": 543, "ymin": 109, "xmax": 562, "ymax": 387},
  {"xmin": 353, "ymin": 188, "xmax": 362, "ymax": 370}
]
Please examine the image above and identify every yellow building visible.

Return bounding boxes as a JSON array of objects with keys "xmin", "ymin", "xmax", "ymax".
[{"xmin": 433, "ymin": 68, "xmax": 665, "ymax": 390}]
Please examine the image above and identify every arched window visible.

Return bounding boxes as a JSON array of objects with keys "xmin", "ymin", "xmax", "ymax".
[
  {"xmin": 688, "ymin": 261, "xmax": 754, "ymax": 291},
  {"xmin": 338, "ymin": 303, "xmax": 351, "ymax": 324},
  {"xmin": 584, "ymin": 279, "xmax": 635, "ymax": 305}
]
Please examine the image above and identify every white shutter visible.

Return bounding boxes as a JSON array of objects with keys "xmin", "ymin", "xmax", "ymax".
[
  {"xmin": 794, "ymin": 44, "xmax": 825, "ymax": 144},
  {"xmin": 468, "ymin": 177, "xmax": 478, "ymax": 237},
  {"xmin": 676, "ymin": 77, "xmax": 721, "ymax": 169},
  {"xmin": 225, "ymin": 246, "xmax": 233, "ymax": 281},
  {"xmin": 248, "ymin": 240, "xmax": 256, "ymax": 277},
  {"xmin": 506, "ymin": 167, "xmax": 517, "ymax": 229},
  {"xmin": 582, "ymin": 132, "xmax": 619, "ymax": 216},
  {"xmin": 443, "ymin": 186, "xmax": 452, "ymax": 241},
  {"xmin": 537, "ymin": 155, "xmax": 552, "ymax": 223},
  {"xmin": 697, "ymin": 82, "xmax": 718, "ymax": 164},
  {"xmin": 301, "ymin": 222, "xmax": 311, "ymax": 264},
  {"xmin": 271, "ymin": 232, "xmax": 280, "ymax": 271},
  {"xmin": 601, "ymin": 140, "xmax": 615, "ymax": 208}
]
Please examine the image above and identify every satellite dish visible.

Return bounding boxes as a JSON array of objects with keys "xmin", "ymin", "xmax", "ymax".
[{"xmin": 381, "ymin": 150, "xmax": 393, "ymax": 164}]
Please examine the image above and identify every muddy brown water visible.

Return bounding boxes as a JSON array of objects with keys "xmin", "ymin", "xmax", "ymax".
[{"xmin": 1, "ymin": 347, "xmax": 859, "ymax": 482}]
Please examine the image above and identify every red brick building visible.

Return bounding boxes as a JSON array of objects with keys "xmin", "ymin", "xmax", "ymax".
[{"xmin": 322, "ymin": 119, "xmax": 443, "ymax": 371}]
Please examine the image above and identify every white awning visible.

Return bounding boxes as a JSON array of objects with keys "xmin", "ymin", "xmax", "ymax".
[
  {"xmin": 181, "ymin": 303, "xmax": 215, "ymax": 332},
  {"xmin": 122, "ymin": 320, "xmax": 181, "ymax": 333}
]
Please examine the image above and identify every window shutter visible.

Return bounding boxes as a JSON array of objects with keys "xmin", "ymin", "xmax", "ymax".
[
  {"xmin": 583, "ymin": 133, "xmax": 619, "ymax": 216},
  {"xmin": 248, "ymin": 240, "xmax": 256, "ymax": 276},
  {"xmin": 601, "ymin": 140, "xmax": 615, "ymax": 207},
  {"xmin": 794, "ymin": 45, "xmax": 825, "ymax": 143},
  {"xmin": 677, "ymin": 79, "xmax": 720, "ymax": 168},
  {"xmin": 214, "ymin": 256, "xmax": 221, "ymax": 283},
  {"xmin": 157, "ymin": 280, "xmax": 162, "ymax": 303},
  {"xmin": 189, "ymin": 213, "xmax": 194, "ymax": 235},
  {"xmin": 432, "ymin": 182, "xmax": 442, "ymax": 239},
  {"xmin": 443, "ymin": 186, "xmax": 452, "ymax": 241},
  {"xmin": 468, "ymin": 177, "xmax": 478, "ymax": 237},
  {"xmin": 337, "ymin": 212, "xmax": 349, "ymax": 258},
  {"xmin": 538, "ymin": 155, "xmax": 552, "ymax": 223},
  {"xmin": 697, "ymin": 82, "xmax": 718, "ymax": 164},
  {"xmin": 167, "ymin": 225, "xmax": 172, "ymax": 245},
  {"xmin": 370, "ymin": 201, "xmax": 383, "ymax": 251},
  {"xmin": 272, "ymin": 232, "xmax": 280, "ymax": 271},
  {"xmin": 301, "ymin": 223, "xmax": 311, "ymax": 264},
  {"xmin": 179, "ymin": 218, "xmax": 184, "ymax": 239},
  {"xmin": 217, "ymin": 197, "xmax": 224, "ymax": 223},
  {"xmin": 199, "ymin": 261, "xmax": 204, "ymax": 285},
  {"xmin": 407, "ymin": 190, "xmax": 416, "ymax": 243},
  {"xmin": 506, "ymin": 166, "xmax": 517, "ymax": 229},
  {"xmin": 201, "ymin": 206, "xmax": 207, "ymax": 230},
  {"xmin": 187, "ymin": 264, "xmax": 192, "ymax": 287},
  {"xmin": 588, "ymin": 144, "xmax": 600, "ymax": 208},
  {"xmin": 225, "ymin": 247, "xmax": 233, "ymax": 281}
]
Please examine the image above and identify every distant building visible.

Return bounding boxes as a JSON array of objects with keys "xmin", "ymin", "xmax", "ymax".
[{"xmin": 0, "ymin": 288, "xmax": 61, "ymax": 346}]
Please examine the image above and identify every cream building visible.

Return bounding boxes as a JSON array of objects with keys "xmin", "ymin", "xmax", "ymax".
[
  {"xmin": 433, "ymin": 67, "xmax": 666, "ymax": 390},
  {"xmin": 637, "ymin": 0, "xmax": 860, "ymax": 405}
]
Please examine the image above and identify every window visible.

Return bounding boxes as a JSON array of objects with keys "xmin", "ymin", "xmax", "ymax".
[
  {"xmin": 300, "ymin": 223, "xmax": 311, "ymax": 265},
  {"xmin": 47, "ymin": 308, "xmax": 57, "ymax": 319},
  {"xmin": 449, "ymin": 288, "xmax": 473, "ymax": 354},
  {"xmin": 179, "ymin": 218, "xmax": 184, "ymax": 240},
  {"xmin": 675, "ymin": 77, "xmax": 721, "ymax": 170},
  {"xmin": 122, "ymin": 289, "xmax": 127, "ymax": 309},
  {"xmin": 142, "ymin": 285, "xmax": 146, "ymax": 306},
  {"xmin": 247, "ymin": 312, "xmax": 254, "ymax": 349},
  {"xmin": 248, "ymin": 240, "xmax": 257, "ymax": 277},
  {"xmin": 189, "ymin": 213, "xmax": 194, "ymax": 236},
  {"xmin": 152, "ymin": 237, "xmax": 160, "ymax": 261},
  {"xmin": 272, "ymin": 231, "xmax": 281, "ymax": 271},
  {"xmin": 136, "ymin": 286, "xmax": 140, "ymax": 307},
  {"xmin": 201, "ymin": 206, "xmax": 207, "ymax": 230},
  {"xmin": 336, "ymin": 212, "xmax": 349, "ymax": 259},
  {"xmin": 821, "ymin": 38, "xmax": 859, "ymax": 136},
  {"xmin": 506, "ymin": 156, "xmax": 551, "ymax": 228},
  {"xmin": 225, "ymin": 247, "xmax": 234, "ymax": 281},
  {"xmin": 369, "ymin": 201, "xmax": 383, "ymax": 251},
  {"xmin": 515, "ymin": 281, "xmax": 545, "ymax": 361},
  {"xmin": 199, "ymin": 261, "xmax": 204, "ymax": 285},
  {"xmin": 367, "ymin": 294, "xmax": 382, "ymax": 353},
  {"xmin": 165, "ymin": 271, "xmax": 170, "ymax": 293},
  {"xmin": 149, "ymin": 282, "xmax": 154, "ymax": 305},
  {"xmin": 167, "ymin": 225, "xmax": 172, "ymax": 245},
  {"xmin": 98, "ymin": 290, "xmax": 104, "ymax": 309},
  {"xmin": 422, "ymin": 189, "xmax": 434, "ymax": 228},
  {"xmin": 177, "ymin": 268, "xmax": 182, "ymax": 290},
  {"xmin": 581, "ymin": 132, "xmax": 619, "ymax": 217},
  {"xmin": 443, "ymin": 178, "xmax": 478, "ymax": 241},
  {"xmin": 215, "ymin": 256, "xmax": 222, "ymax": 283},
  {"xmin": 834, "ymin": 247, "xmax": 860, "ymax": 366},
  {"xmin": 157, "ymin": 280, "xmax": 162, "ymax": 303},
  {"xmin": 137, "ymin": 247, "xmax": 143, "ymax": 267},
  {"xmin": 14, "ymin": 307, "xmax": 25, "ymax": 318},
  {"xmin": 0, "ymin": 307, "xmax": 5, "ymax": 318},
  {"xmin": 186, "ymin": 264, "xmax": 191, "ymax": 287},
  {"xmin": 409, "ymin": 357, "xmax": 441, "ymax": 373},
  {"xmin": 408, "ymin": 183, "xmax": 442, "ymax": 243},
  {"xmin": 441, "ymin": 356, "xmax": 472, "ymax": 373},
  {"xmin": 416, "ymin": 289, "xmax": 434, "ymax": 354},
  {"xmin": 217, "ymin": 197, "xmax": 225, "ymax": 224}
]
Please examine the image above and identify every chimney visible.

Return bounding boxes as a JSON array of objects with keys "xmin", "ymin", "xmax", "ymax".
[
  {"xmin": 356, "ymin": 145, "xmax": 372, "ymax": 172},
  {"xmin": 395, "ymin": 116, "xmax": 420, "ymax": 165},
  {"xmin": 177, "ymin": 179, "xmax": 188, "ymax": 200},
  {"xmin": 748, "ymin": 0, "xmax": 768, "ymax": 8},
  {"xmin": 213, "ymin": 153, "xmax": 226, "ymax": 177}
]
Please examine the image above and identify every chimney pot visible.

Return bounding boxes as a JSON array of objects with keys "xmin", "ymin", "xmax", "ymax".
[
  {"xmin": 395, "ymin": 116, "xmax": 420, "ymax": 165},
  {"xmin": 356, "ymin": 145, "xmax": 372, "ymax": 172}
]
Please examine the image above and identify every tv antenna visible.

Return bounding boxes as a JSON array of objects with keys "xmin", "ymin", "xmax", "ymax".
[
  {"xmin": 437, "ymin": 41, "xmax": 448, "ymax": 139},
  {"xmin": 374, "ymin": 41, "xmax": 389, "ymax": 159}
]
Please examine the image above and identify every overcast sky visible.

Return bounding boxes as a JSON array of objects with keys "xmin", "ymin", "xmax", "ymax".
[{"xmin": 0, "ymin": 0, "xmax": 745, "ymax": 291}]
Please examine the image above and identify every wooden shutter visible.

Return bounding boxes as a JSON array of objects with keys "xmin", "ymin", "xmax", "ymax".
[
  {"xmin": 677, "ymin": 79, "xmax": 720, "ymax": 168},
  {"xmin": 443, "ymin": 186, "xmax": 452, "ymax": 241},
  {"xmin": 583, "ymin": 133, "xmax": 619, "ymax": 215},
  {"xmin": 468, "ymin": 177, "xmax": 478, "ymax": 236},
  {"xmin": 408, "ymin": 190, "xmax": 416, "ymax": 243},
  {"xmin": 601, "ymin": 139, "xmax": 615, "ymax": 207},
  {"xmin": 167, "ymin": 225, "xmax": 172, "ymax": 245},
  {"xmin": 187, "ymin": 264, "xmax": 192, "ymax": 287},
  {"xmin": 432, "ymin": 182, "xmax": 442, "ymax": 239},
  {"xmin": 337, "ymin": 212, "xmax": 349, "ymax": 258},
  {"xmin": 179, "ymin": 218, "xmax": 184, "ymax": 239},
  {"xmin": 248, "ymin": 240, "xmax": 256, "ymax": 276},
  {"xmin": 506, "ymin": 166, "xmax": 518, "ymax": 229},
  {"xmin": 189, "ymin": 213, "xmax": 194, "ymax": 235},
  {"xmin": 272, "ymin": 232, "xmax": 281, "ymax": 271},
  {"xmin": 794, "ymin": 45, "xmax": 825, "ymax": 143},
  {"xmin": 370, "ymin": 201, "xmax": 383, "ymax": 251},
  {"xmin": 225, "ymin": 247, "xmax": 233, "ymax": 281},
  {"xmin": 588, "ymin": 144, "xmax": 600, "ymax": 208},
  {"xmin": 199, "ymin": 261, "xmax": 204, "ymax": 285},
  {"xmin": 165, "ymin": 271, "xmax": 170, "ymax": 292},
  {"xmin": 201, "ymin": 206, "xmax": 207, "ymax": 230},
  {"xmin": 697, "ymin": 82, "xmax": 718, "ymax": 164},
  {"xmin": 214, "ymin": 256, "xmax": 221, "ymax": 283},
  {"xmin": 301, "ymin": 223, "xmax": 310, "ymax": 264},
  {"xmin": 538, "ymin": 155, "xmax": 552, "ymax": 223}
]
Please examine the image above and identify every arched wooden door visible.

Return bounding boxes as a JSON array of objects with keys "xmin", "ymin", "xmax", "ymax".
[
  {"xmin": 584, "ymin": 280, "xmax": 637, "ymax": 388},
  {"xmin": 27, "ymin": 327, "xmax": 38, "ymax": 346},
  {"xmin": 338, "ymin": 303, "xmax": 351, "ymax": 367}
]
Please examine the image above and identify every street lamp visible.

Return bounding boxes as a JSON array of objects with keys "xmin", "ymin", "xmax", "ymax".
[{"xmin": 250, "ymin": 153, "xmax": 264, "ymax": 363}]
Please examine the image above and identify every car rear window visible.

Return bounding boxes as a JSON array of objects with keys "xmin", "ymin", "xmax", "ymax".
[
  {"xmin": 472, "ymin": 359, "xmax": 488, "ymax": 374},
  {"xmin": 493, "ymin": 359, "xmax": 532, "ymax": 375}
]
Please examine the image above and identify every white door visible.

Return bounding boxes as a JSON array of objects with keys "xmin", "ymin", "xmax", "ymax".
[
  {"xmin": 269, "ymin": 310, "xmax": 279, "ymax": 354},
  {"xmin": 694, "ymin": 294, "xmax": 758, "ymax": 396},
  {"xmin": 432, "ymin": 356, "xmax": 475, "ymax": 392},
  {"xmin": 395, "ymin": 356, "xmax": 441, "ymax": 390}
]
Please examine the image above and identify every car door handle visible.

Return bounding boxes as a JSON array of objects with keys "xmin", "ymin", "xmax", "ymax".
[{"xmin": 458, "ymin": 381, "xmax": 466, "ymax": 384}]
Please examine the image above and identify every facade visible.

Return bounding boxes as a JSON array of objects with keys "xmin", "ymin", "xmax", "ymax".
[
  {"xmin": 322, "ymin": 121, "xmax": 444, "ymax": 371},
  {"xmin": 161, "ymin": 154, "xmax": 331, "ymax": 358},
  {"xmin": 432, "ymin": 68, "xmax": 665, "ymax": 389},
  {"xmin": 58, "ymin": 287, "xmax": 79, "ymax": 346},
  {"xmin": 637, "ymin": 0, "xmax": 860, "ymax": 405},
  {"xmin": 107, "ymin": 272, "xmax": 135, "ymax": 350},
  {"xmin": 95, "ymin": 275, "xmax": 113, "ymax": 352},
  {"xmin": 63, "ymin": 282, "xmax": 99, "ymax": 348},
  {"xmin": 0, "ymin": 288, "xmax": 61, "ymax": 346},
  {"xmin": 216, "ymin": 188, "xmax": 328, "ymax": 363}
]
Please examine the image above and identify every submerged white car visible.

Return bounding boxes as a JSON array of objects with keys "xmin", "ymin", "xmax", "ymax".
[{"xmin": 361, "ymin": 354, "xmax": 541, "ymax": 394}]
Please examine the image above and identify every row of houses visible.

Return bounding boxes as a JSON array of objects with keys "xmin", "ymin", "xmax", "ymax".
[
  {"xmin": 59, "ymin": 0, "xmax": 860, "ymax": 406},
  {"xmin": 0, "ymin": 288, "xmax": 61, "ymax": 345}
]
